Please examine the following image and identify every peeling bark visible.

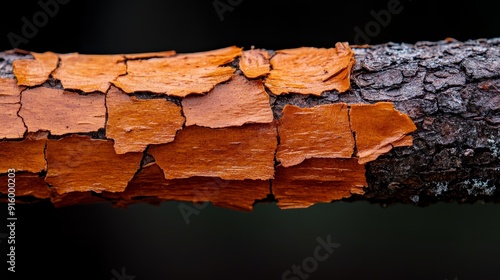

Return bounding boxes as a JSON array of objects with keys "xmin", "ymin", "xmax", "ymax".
[
  {"xmin": 0, "ymin": 38, "xmax": 499, "ymax": 210},
  {"xmin": 276, "ymin": 103, "xmax": 354, "ymax": 167},
  {"xmin": 53, "ymin": 53, "xmax": 127, "ymax": 93},
  {"xmin": 20, "ymin": 87, "xmax": 106, "ymax": 135},
  {"xmin": 13, "ymin": 51, "xmax": 58, "ymax": 86},
  {"xmin": 106, "ymin": 85, "xmax": 184, "ymax": 154},
  {"xmin": 0, "ymin": 77, "xmax": 25, "ymax": 139},
  {"xmin": 182, "ymin": 74, "xmax": 273, "ymax": 128},
  {"xmin": 239, "ymin": 49, "xmax": 270, "ymax": 78}
]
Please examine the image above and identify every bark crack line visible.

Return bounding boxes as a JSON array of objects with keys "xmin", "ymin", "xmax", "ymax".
[
  {"xmin": 48, "ymin": 55, "xmax": 61, "ymax": 79},
  {"xmin": 347, "ymin": 105, "xmax": 358, "ymax": 159},
  {"xmin": 17, "ymin": 87, "xmax": 28, "ymax": 138},
  {"xmin": 42, "ymin": 140, "xmax": 54, "ymax": 190},
  {"xmin": 103, "ymin": 85, "xmax": 110, "ymax": 139},
  {"xmin": 270, "ymin": 121, "xmax": 280, "ymax": 200}
]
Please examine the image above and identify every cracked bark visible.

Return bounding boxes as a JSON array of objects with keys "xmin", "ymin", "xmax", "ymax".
[{"xmin": 0, "ymin": 38, "xmax": 499, "ymax": 210}]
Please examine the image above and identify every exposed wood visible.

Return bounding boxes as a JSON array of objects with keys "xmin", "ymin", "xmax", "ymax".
[{"xmin": 0, "ymin": 38, "xmax": 499, "ymax": 210}]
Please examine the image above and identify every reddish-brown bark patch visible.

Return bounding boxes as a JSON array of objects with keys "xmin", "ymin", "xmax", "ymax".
[
  {"xmin": 123, "ymin": 50, "xmax": 176, "ymax": 60},
  {"xmin": 0, "ymin": 172, "xmax": 51, "ymax": 199},
  {"xmin": 182, "ymin": 74, "xmax": 273, "ymax": 128},
  {"xmin": 20, "ymin": 87, "xmax": 106, "ymax": 135},
  {"xmin": 277, "ymin": 104, "xmax": 354, "ymax": 167},
  {"xmin": 45, "ymin": 135, "xmax": 142, "ymax": 194},
  {"xmin": 106, "ymin": 86, "xmax": 184, "ymax": 154},
  {"xmin": 52, "ymin": 53, "xmax": 126, "ymax": 92},
  {"xmin": 149, "ymin": 123, "xmax": 277, "ymax": 180},
  {"xmin": 13, "ymin": 52, "xmax": 58, "ymax": 86},
  {"xmin": 273, "ymin": 158, "xmax": 366, "ymax": 209},
  {"xmin": 239, "ymin": 49, "xmax": 271, "ymax": 78},
  {"xmin": 349, "ymin": 102, "xmax": 417, "ymax": 164},
  {"xmin": 113, "ymin": 46, "xmax": 241, "ymax": 97},
  {"xmin": 110, "ymin": 162, "xmax": 269, "ymax": 211},
  {"xmin": 265, "ymin": 42, "xmax": 355, "ymax": 95},
  {"xmin": 50, "ymin": 191, "xmax": 107, "ymax": 208},
  {"xmin": 0, "ymin": 138, "xmax": 46, "ymax": 173},
  {"xmin": 0, "ymin": 78, "xmax": 25, "ymax": 139}
]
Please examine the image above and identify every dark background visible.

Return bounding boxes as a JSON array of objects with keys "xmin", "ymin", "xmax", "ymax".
[{"xmin": 1, "ymin": 0, "xmax": 500, "ymax": 279}]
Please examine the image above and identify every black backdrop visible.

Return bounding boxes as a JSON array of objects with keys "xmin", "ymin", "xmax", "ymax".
[{"xmin": 1, "ymin": 0, "xmax": 500, "ymax": 279}]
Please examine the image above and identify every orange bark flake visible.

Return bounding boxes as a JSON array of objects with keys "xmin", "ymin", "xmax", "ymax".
[
  {"xmin": 0, "ymin": 78, "xmax": 25, "ymax": 139},
  {"xmin": 106, "ymin": 86, "xmax": 184, "ymax": 154},
  {"xmin": 350, "ymin": 102, "xmax": 417, "ymax": 164},
  {"xmin": 123, "ymin": 50, "xmax": 176, "ymax": 60},
  {"xmin": 273, "ymin": 158, "xmax": 366, "ymax": 209},
  {"xmin": 239, "ymin": 49, "xmax": 271, "ymax": 78},
  {"xmin": 52, "ymin": 53, "xmax": 126, "ymax": 92},
  {"xmin": 182, "ymin": 74, "xmax": 273, "ymax": 128},
  {"xmin": 0, "ymin": 138, "xmax": 47, "ymax": 173},
  {"xmin": 277, "ymin": 104, "xmax": 354, "ymax": 167},
  {"xmin": 0, "ymin": 77, "xmax": 22, "ymax": 103},
  {"xmin": 113, "ymin": 46, "xmax": 242, "ymax": 97},
  {"xmin": 114, "ymin": 162, "xmax": 269, "ymax": 211},
  {"xmin": 264, "ymin": 42, "xmax": 355, "ymax": 95},
  {"xmin": 12, "ymin": 52, "xmax": 58, "ymax": 86},
  {"xmin": 20, "ymin": 87, "xmax": 105, "ymax": 135},
  {"xmin": 51, "ymin": 191, "xmax": 107, "ymax": 208},
  {"xmin": 0, "ymin": 172, "xmax": 51, "ymax": 199},
  {"xmin": 149, "ymin": 123, "xmax": 277, "ymax": 180},
  {"xmin": 45, "ymin": 135, "xmax": 142, "ymax": 194}
]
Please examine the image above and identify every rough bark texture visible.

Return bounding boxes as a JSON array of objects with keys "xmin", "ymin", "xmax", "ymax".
[{"xmin": 0, "ymin": 38, "xmax": 499, "ymax": 210}]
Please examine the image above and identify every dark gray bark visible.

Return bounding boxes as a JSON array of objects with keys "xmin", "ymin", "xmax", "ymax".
[{"xmin": 272, "ymin": 38, "xmax": 500, "ymax": 205}]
